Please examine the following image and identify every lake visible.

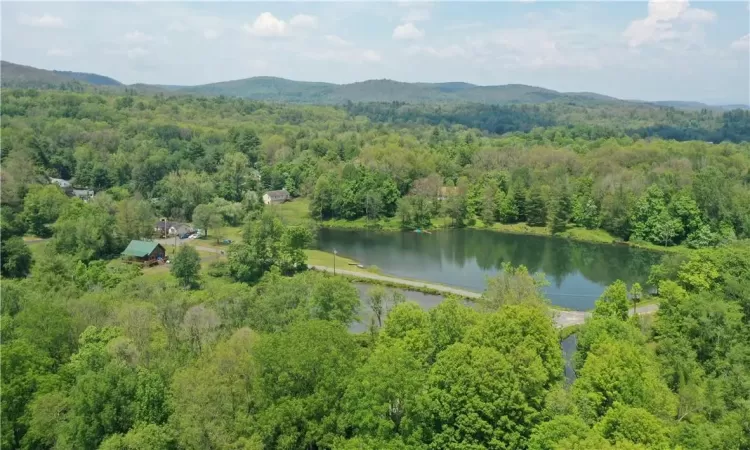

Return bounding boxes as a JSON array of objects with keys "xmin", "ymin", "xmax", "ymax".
[{"xmin": 318, "ymin": 228, "xmax": 662, "ymax": 310}]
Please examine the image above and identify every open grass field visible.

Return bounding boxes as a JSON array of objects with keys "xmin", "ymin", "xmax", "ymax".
[{"xmin": 269, "ymin": 198, "xmax": 312, "ymax": 226}]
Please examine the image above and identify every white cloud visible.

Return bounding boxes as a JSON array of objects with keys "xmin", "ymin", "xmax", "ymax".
[
  {"xmin": 244, "ymin": 12, "xmax": 287, "ymax": 37},
  {"xmin": 127, "ymin": 47, "xmax": 149, "ymax": 59},
  {"xmin": 47, "ymin": 48, "xmax": 72, "ymax": 57},
  {"xmin": 289, "ymin": 14, "xmax": 318, "ymax": 29},
  {"xmin": 124, "ymin": 30, "xmax": 153, "ymax": 43},
  {"xmin": 623, "ymin": 0, "xmax": 717, "ymax": 48},
  {"xmin": 243, "ymin": 12, "xmax": 317, "ymax": 37},
  {"xmin": 392, "ymin": 22, "xmax": 424, "ymax": 40},
  {"xmin": 203, "ymin": 29, "xmax": 220, "ymax": 40},
  {"xmin": 648, "ymin": 0, "xmax": 689, "ymax": 21},
  {"xmin": 681, "ymin": 8, "xmax": 716, "ymax": 23},
  {"xmin": 18, "ymin": 13, "xmax": 64, "ymax": 28},
  {"xmin": 731, "ymin": 34, "xmax": 750, "ymax": 51},
  {"xmin": 325, "ymin": 35, "xmax": 353, "ymax": 47}
]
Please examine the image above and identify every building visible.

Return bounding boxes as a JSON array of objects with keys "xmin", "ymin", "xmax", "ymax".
[
  {"xmin": 72, "ymin": 189, "xmax": 95, "ymax": 201},
  {"xmin": 155, "ymin": 220, "xmax": 194, "ymax": 237},
  {"xmin": 121, "ymin": 240, "xmax": 166, "ymax": 265},
  {"xmin": 263, "ymin": 189, "xmax": 290, "ymax": 205}
]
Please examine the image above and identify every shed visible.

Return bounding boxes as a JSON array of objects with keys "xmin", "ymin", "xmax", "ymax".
[
  {"xmin": 72, "ymin": 189, "xmax": 95, "ymax": 201},
  {"xmin": 121, "ymin": 240, "xmax": 166, "ymax": 264},
  {"xmin": 263, "ymin": 189, "xmax": 290, "ymax": 205}
]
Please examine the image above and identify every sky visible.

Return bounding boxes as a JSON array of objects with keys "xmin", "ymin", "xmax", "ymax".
[{"xmin": 3, "ymin": 1, "xmax": 749, "ymax": 103}]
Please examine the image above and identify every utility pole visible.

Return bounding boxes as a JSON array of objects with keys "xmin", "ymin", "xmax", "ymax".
[{"xmin": 333, "ymin": 248, "xmax": 337, "ymax": 275}]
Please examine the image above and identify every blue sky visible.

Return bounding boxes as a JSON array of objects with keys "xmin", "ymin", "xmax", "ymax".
[{"xmin": 3, "ymin": 1, "xmax": 749, "ymax": 103}]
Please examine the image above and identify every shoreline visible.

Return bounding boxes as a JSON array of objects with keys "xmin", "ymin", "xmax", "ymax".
[
  {"xmin": 272, "ymin": 199, "xmax": 687, "ymax": 254},
  {"xmin": 310, "ymin": 265, "xmax": 659, "ymax": 327},
  {"xmin": 318, "ymin": 219, "xmax": 687, "ymax": 254}
]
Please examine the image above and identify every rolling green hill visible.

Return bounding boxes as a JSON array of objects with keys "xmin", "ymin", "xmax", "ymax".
[
  {"xmin": 2, "ymin": 60, "xmax": 746, "ymax": 111},
  {"xmin": 1, "ymin": 61, "xmax": 123, "ymax": 89},
  {"xmin": 53, "ymin": 70, "xmax": 122, "ymax": 86},
  {"xmin": 180, "ymin": 77, "xmax": 621, "ymax": 106},
  {"xmin": 1, "ymin": 61, "xmax": 80, "ymax": 89}
]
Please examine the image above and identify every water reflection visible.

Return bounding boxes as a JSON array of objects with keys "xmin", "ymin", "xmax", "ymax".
[{"xmin": 318, "ymin": 228, "xmax": 661, "ymax": 310}]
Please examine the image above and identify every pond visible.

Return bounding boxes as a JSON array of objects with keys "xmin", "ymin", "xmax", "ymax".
[{"xmin": 318, "ymin": 228, "xmax": 661, "ymax": 310}]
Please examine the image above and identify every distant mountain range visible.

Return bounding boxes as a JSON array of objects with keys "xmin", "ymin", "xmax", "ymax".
[
  {"xmin": 52, "ymin": 70, "xmax": 122, "ymax": 86},
  {"xmin": 2, "ymin": 61, "xmax": 747, "ymax": 111}
]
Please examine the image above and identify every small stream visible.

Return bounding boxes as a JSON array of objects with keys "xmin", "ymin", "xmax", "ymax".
[{"xmin": 561, "ymin": 334, "xmax": 578, "ymax": 384}]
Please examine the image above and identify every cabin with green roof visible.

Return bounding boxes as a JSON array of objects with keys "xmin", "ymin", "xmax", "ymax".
[{"xmin": 121, "ymin": 240, "xmax": 166, "ymax": 265}]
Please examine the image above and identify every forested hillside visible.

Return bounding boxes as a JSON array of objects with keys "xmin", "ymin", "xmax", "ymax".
[
  {"xmin": 2, "ymin": 89, "xmax": 750, "ymax": 250},
  {"xmin": 53, "ymin": 70, "xmax": 122, "ymax": 86},
  {"xmin": 345, "ymin": 102, "xmax": 750, "ymax": 143},
  {"xmin": 0, "ymin": 61, "xmax": 88, "ymax": 90},
  {"xmin": 3, "ymin": 60, "xmax": 747, "ymax": 114},
  {"xmin": 180, "ymin": 77, "xmax": 621, "ymax": 106},
  {"xmin": 1, "ymin": 87, "xmax": 750, "ymax": 450}
]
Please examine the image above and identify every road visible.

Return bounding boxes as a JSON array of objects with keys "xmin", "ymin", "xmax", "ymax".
[
  {"xmin": 309, "ymin": 265, "xmax": 658, "ymax": 327},
  {"xmin": 309, "ymin": 265, "xmax": 483, "ymax": 299}
]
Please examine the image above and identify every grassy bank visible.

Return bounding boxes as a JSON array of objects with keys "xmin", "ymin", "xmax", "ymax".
[{"xmin": 304, "ymin": 249, "xmax": 375, "ymax": 274}]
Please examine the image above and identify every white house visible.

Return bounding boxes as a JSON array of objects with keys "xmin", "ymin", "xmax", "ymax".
[
  {"xmin": 263, "ymin": 189, "xmax": 290, "ymax": 205},
  {"xmin": 154, "ymin": 220, "xmax": 194, "ymax": 237}
]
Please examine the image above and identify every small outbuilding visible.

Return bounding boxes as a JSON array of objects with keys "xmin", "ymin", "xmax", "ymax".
[
  {"xmin": 121, "ymin": 240, "xmax": 166, "ymax": 266},
  {"xmin": 263, "ymin": 189, "xmax": 290, "ymax": 205},
  {"xmin": 72, "ymin": 188, "xmax": 95, "ymax": 201}
]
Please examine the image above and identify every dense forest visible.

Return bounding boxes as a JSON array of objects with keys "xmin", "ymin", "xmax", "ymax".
[
  {"xmin": 1, "ymin": 85, "xmax": 750, "ymax": 449},
  {"xmin": 3, "ymin": 218, "xmax": 750, "ymax": 449}
]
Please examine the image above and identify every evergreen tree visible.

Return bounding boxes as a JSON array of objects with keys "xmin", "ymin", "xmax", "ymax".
[
  {"xmin": 549, "ymin": 184, "xmax": 572, "ymax": 233},
  {"xmin": 499, "ymin": 190, "xmax": 519, "ymax": 224},
  {"xmin": 480, "ymin": 185, "xmax": 497, "ymax": 226},
  {"xmin": 513, "ymin": 185, "xmax": 527, "ymax": 222},
  {"xmin": 525, "ymin": 185, "xmax": 547, "ymax": 226}
]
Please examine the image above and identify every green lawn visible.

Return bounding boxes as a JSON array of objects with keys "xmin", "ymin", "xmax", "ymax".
[
  {"xmin": 304, "ymin": 249, "xmax": 372, "ymax": 274},
  {"xmin": 269, "ymin": 198, "xmax": 312, "ymax": 225}
]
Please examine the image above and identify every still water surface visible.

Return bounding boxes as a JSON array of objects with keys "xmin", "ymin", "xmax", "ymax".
[{"xmin": 319, "ymin": 228, "xmax": 661, "ymax": 310}]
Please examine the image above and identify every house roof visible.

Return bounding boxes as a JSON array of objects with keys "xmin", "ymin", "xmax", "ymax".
[
  {"xmin": 72, "ymin": 189, "xmax": 94, "ymax": 198},
  {"xmin": 49, "ymin": 177, "xmax": 72, "ymax": 188},
  {"xmin": 155, "ymin": 221, "xmax": 191, "ymax": 230},
  {"xmin": 265, "ymin": 189, "xmax": 289, "ymax": 199},
  {"xmin": 121, "ymin": 240, "xmax": 162, "ymax": 257}
]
